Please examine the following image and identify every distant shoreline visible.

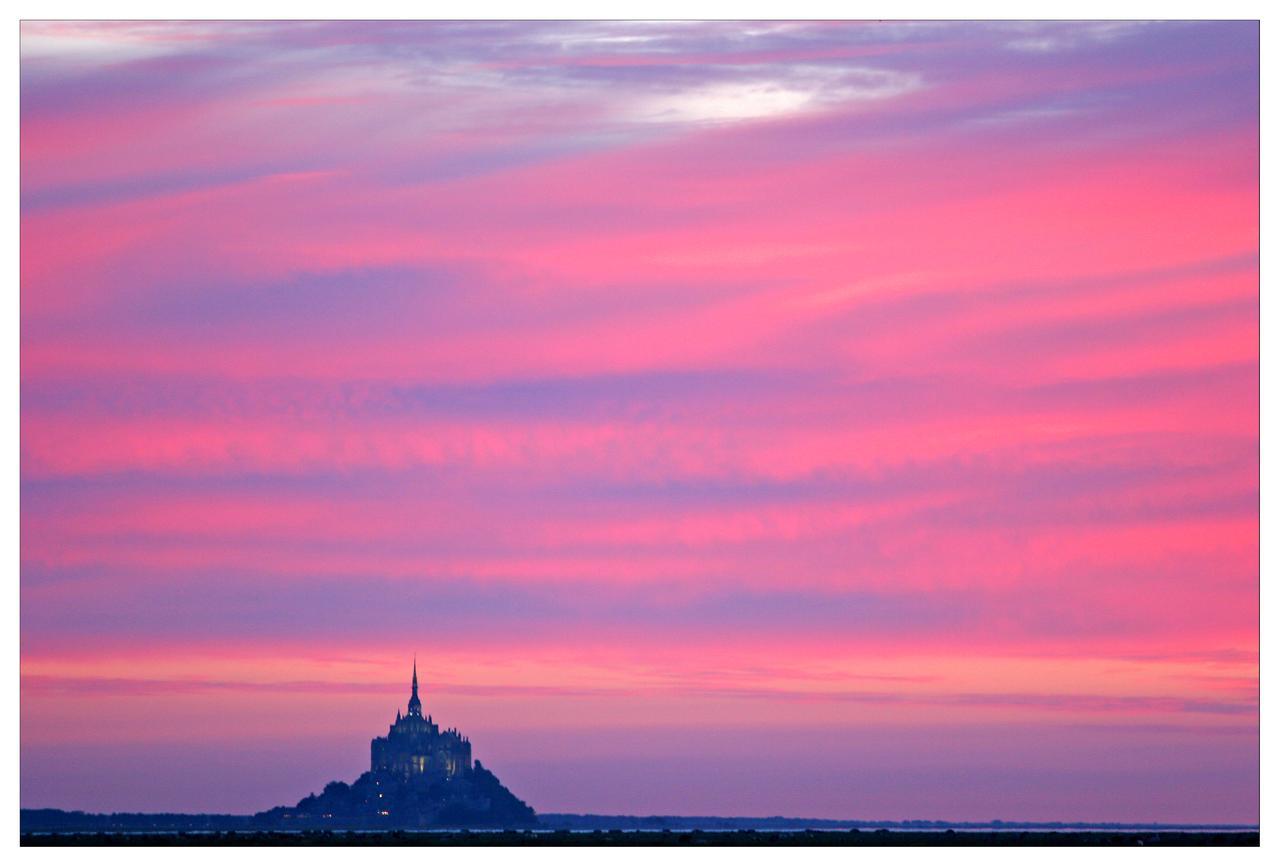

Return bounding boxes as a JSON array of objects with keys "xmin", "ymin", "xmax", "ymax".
[
  {"xmin": 20, "ymin": 808, "xmax": 1259, "ymax": 836},
  {"xmin": 21, "ymin": 828, "xmax": 1261, "ymax": 847}
]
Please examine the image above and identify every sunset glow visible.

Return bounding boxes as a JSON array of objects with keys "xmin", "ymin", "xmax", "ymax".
[{"xmin": 20, "ymin": 20, "xmax": 1258, "ymax": 822}]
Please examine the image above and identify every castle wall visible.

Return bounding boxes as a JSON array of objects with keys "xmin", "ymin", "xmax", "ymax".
[{"xmin": 371, "ymin": 719, "xmax": 472, "ymax": 781}]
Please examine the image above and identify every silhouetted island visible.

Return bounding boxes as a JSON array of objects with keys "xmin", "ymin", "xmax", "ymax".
[{"xmin": 253, "ymin": 660, "xmax": 535, "ymax": 829}]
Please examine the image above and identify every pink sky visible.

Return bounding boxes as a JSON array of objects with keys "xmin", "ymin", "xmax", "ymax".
[{"xmin": 20, "ymin": 20, "xmax": 1257, "ymax": 822}]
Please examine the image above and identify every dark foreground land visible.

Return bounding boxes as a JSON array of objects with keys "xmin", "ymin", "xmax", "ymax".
[{"xmin": 22, "ymin": 829, "xmax": 1260, "ymax": 846}]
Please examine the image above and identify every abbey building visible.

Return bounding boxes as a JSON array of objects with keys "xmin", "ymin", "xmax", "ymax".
[
  {"xmin": 250, "ymin": 658, "xmax": 533, "ymax": 827},
  {"xmin": 370, "ymin": 659, "xmax": 473, "ymax": 781}
]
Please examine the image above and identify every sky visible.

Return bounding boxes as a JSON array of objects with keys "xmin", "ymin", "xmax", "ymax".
[{"xmin": 19, "ymin": 20, "xmax": 1258, "ymax": 823}]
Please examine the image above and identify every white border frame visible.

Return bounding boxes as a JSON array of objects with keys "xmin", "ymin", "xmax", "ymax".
[{"xmin": 6, "ymin": 3, "xmax": 1270, "ymax": 865}]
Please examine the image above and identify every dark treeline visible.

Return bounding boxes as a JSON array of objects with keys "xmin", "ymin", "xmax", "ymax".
[{"xmin": 22, "ymin": 807, "xmax": 1258, "ymax": 839}]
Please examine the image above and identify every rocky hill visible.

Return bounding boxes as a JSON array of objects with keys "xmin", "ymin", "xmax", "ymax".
[{"xmin": 252, "ymin": 761, "xmax": 537, "ymax": 829}]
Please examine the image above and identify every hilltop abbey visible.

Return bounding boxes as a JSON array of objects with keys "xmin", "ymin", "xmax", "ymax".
[
  {"xmin": 255, "ymin": 658, "xmax": 536, "ymax": 828},
  {"xmin": 249, "ymin": 655, "xmax": 535, "ymax": 824},
  {"xmin": 370, "ymin": 659, "xmax": 473, "ymax": 780}
]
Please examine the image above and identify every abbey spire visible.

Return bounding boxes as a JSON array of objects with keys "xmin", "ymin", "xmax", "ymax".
[{"xmin": 407, "ymin": 655, "xmax": 423, "ymax": 718}]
